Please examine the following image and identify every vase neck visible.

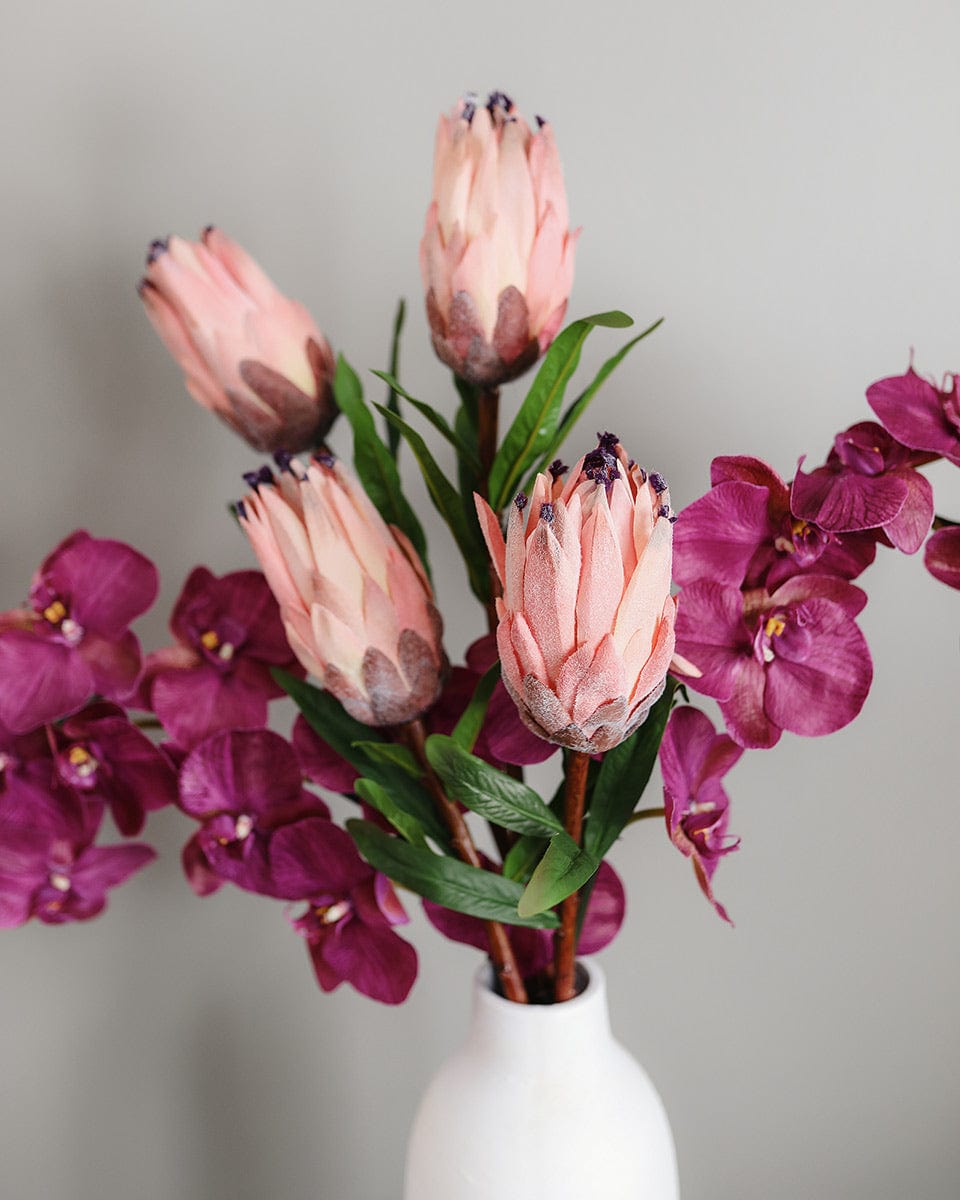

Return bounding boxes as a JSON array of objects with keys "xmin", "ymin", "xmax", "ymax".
[{"xmin": 468, "ymin": 960, "xmax": 612, "ymax": 1064}]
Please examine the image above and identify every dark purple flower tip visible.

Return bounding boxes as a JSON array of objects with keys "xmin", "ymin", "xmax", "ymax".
[
  {"xmin": 460, "ymin": 91, "xmax": 479, "ymax": 123},
  {"xmin": 231, "ymin": 500, "xmax": 247, "ymax": 521},
  {"xmin": 242, "ymin": 464, "xmax": 275, "ymax": 491},
  {"xmin": 313, "ymin": 449, "xmax": 336, "ymax": 468},
  {"xmin": 514, "ymin": 491, "xmax": 528, "ymax": 512},
  {"xmin": 582, "ymin": 435, "xmax": 621, "ymax": 487},
  {"xmin": 486, "ymin": 90, "xmax": 514, "ymax": 114},
  {"xmin": 539, "ymin": 502, "xmax": 555, "ymax": 525},
  {"xmin": 535, "ymin": 114, "xmax": 547, "ymax": 129},
  {"xmin": 145, "ymin": 238, "xmax": 168, "ymax": 265},
  {"xmin": 273, "ymin": 450, "xmax": 295, "ymax": 473},
  {"xmin": 548, "ymin": 459, "xmax": 568, "ymax": 481},
  {"xmin": 649, "ymin": 472, "xmax": 668, "ymax": 495}
]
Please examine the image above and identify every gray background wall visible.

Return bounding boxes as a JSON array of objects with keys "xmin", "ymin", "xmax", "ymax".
[{"xmin": 2, "ymin": 2, "xmax": 958, "ymax": 1197}]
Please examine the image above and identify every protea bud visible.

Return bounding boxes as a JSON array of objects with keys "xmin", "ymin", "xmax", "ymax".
[
  {"xmin": 420, "ymin": 91, "xmax": 578, "ymax": 389},
  {"xmin": 139, "ymin": 227, "xmax": 336, "ymax": 453},
  {"xmin": 475, "ymin": 436, "xmax": 676, "ymax": 754},
  {"xmin": 238, "ymin": 454, "xmax": 445, "ymax": 727}
]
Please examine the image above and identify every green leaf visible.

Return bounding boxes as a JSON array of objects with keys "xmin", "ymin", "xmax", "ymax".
[
  {"xmin": 347, "ymin": 819, "xmax": 559, "ymax": 928},
  {"xmin": 517, "ymin": 831, "xmax": 599, "ymax": 918},
  {"xmin": 373, "ymin": 403, "xmax": 490, "ymax": 604},
  {"xmin": 450, "ymin": 661, "xmax": 500, "ymax": 753},
  {"xmin": 351, "ymin": 741, "xmax": 422, "ymax": 778},
  {"xmin": 275, "ymin": 670, "xmax": 449, "ymax": 847},
  {"xmin": 424, "ymin": 734, "xmax": 564, "ymax": 838},
  {"xmin": 487, "ymin": 311, "xmax": 633, "ymax": 511},
  {"xmin": 353, "ymin": 778, "xmax": 428, "ymax": 849},
  {"xmin": 383, "ymin": 299, "xmax": 406, "ymax": 459},
  {"xmin": 521, "ymin": 318, "xmax": 664, "ymax": 496},
  {"xmin": 583, "ymin": 679, "xmax": 676, "ymax": 862},
  {"xmin": 371, "ymin": 371, "xmax": 481, "ymax": 473},
  {"xmin": 331, "ymin": 355, "xmax": 429, "ymax": 572},
  {"xmin": 502, "ymin": 834, "xmax": 548, "ymax": 883}
]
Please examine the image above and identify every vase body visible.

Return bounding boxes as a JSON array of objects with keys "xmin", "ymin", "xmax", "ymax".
[{"xmin": 403, "ymin": 960, "xmax": 679, "ymax": 1200}]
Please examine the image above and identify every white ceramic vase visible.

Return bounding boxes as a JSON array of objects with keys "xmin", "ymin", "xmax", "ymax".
[{"xmin": 403, "ymin": 959, "xmax": 680, "ymax": 1200}]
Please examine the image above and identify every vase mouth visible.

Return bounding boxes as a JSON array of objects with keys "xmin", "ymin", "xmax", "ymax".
[{"xmin": 474, "ymin": 957, "xmax": 605, "ymax": 1013}]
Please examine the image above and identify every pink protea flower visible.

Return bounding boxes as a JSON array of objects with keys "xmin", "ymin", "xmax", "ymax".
[
  {"xmin": 139, "ymin": 227, "xmax": 337, "ymax": 452},
  {"xmin": 238, "ymin": 453, "xmax": 445, "ymax": 727},
  {"xmin": 475, "ymin": 435, "xmax": 677, "ymax": 754},
  {"xmin": 420, "ymin": 91, "xmax": 578, "ymax": 388}
]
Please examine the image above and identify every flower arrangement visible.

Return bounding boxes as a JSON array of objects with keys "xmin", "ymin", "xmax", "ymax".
[{"xmin": 1, "ymin": 90, "xmax": 956, "ymax": 1025}]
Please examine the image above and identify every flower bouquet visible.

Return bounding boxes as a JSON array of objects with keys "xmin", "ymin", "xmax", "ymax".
[{"xmin": 1, "ymin": 91, "xmax": 956, "ymax": 1197}]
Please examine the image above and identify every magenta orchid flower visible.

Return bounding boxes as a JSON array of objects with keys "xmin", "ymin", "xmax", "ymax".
[
  {"xmin": 424, "ymin": 859, "xmax": 627, "ymax": 976},
  {"xmin": 0, "ymin": 531, "xmax": 158, "ymax": 733},
  {"xmin": 867, "ymin": 366, "xmax": 960, "ymax": 467},
  {"xmin": 791, "ymin": 421, "xmax": 934, "ymax": 553},
  {"xmin": 273, "ymin": 818, "xmax": 418, "ymax": 1005},
  {"xmin": 925, "ymin": 526, "xmax": 960, "ymax": 590},
  {"xmin": 660, "ymin": 706, "xmax": 742, "ymax": 923},
  {"xmin": 0, "ymin": 780, "xmax": 154, "ymax": 927},
  {"xmin": 51, "ymin": 702, "xmax": 178, "ymax": 836},
  {"xmin": 142, "ymin": 566, "xmax": 302, "ymax": 750},
  {"xmin": 177, "ymin": 728, "xmax": 329, "ymax": 899},
  {"xmin": 674, "ymin": 575, "xmax": 873, "ymax": 749},
  {"xmin": 673, "ymin": 455, "xmax": 876, "ymax": 594}
]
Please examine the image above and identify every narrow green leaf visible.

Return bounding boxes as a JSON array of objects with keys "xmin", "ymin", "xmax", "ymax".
[
  {"xmin": 351, "ymin": 741, "xmax": 422, "ymax": 778},
  {"xmin": 383, "ymin": 299, "xmax": 406, "ymax": 459},
  {"xmin": 372, "ymin": 371, "xmax": 481, "ymax": 473},
  {"xmin": 374, "ymin": 403, "xmax": 490, "ymax": 604},
  {"xmin": 347, "ymin": 819, "xmax": 559, "ymax": 928},
  {"xmin": 354, "ymin": 778, "xmax": 428, "ymax": 849},
  {"xmin": 425, "ymin": 734, "xmax": 564, "ymax": 838},
  {"xmin": 332, "ymin": 355, "xmax": 429, "ymax": 571},
  {"xmin": 275, "ymin": 670, "xmax": 449, "ymax": 847},
  {"xmin": 521, "ymin": 318, "xmax": 664, "ymax": 496},
  {"xmin": 502, "ymin": 834, "xmax": 547, "ymax": 883},
  {"xmin": 583, "ymin": 680, "xmax": 676, "ymax": 862},
  {"xmin": 517, "ymin": 831, "xmax": 599, "ymax": 917},
  {"xmin": 454, "ymin": 374, "xmax": 480, "ymax": 429},
  {"xmin": 488, "ymin": 311, "xmax": 633, "ymax": 511},
  {"xmin": 450, "ymin": 661, "xmax": 500, "ymax": 753}
]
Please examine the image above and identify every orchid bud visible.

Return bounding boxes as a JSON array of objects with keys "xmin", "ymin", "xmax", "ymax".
[
  {"xmin": 139, "ymin": 227, "xmax": 337, "ymax": 453},
  {"xmin": 420, "ymin": 91, "xmax": 578, "ymax": 389},
  {"xmin": 475, "ymin": 435, "xmax": 676, "ymax": 754},
  {"xmin": 238, "ymin": 454, "xmax": 445, "ymax": 727}
]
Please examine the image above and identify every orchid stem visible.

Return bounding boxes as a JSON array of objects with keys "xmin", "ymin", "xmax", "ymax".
[
  {"xmin": 554, "ymin": 750, "xmax": 591, "ymax": 1003},
  {"xmin": 403, "ymin": 717, "xmax": 528, "ymax": 1004},
  {"xmin": 132, "ymin": 715, "xmax": 162, "ymax": 730},
  {"xmin": 626, "ymin": 806, "xmax": 666, "ymax": 826},
  {"xmin": 932, "ymin": 514, "xmax": 958, "ymax": 530}
]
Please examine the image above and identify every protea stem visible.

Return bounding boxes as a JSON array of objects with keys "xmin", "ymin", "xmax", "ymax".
[
  {"xmin": 477, "ymin": 387, "xmax": 501, "ymax": 635},
  {"xmin": 554, "ymin": 750, "xmax": 591, "ymax": 1003},
  {"xmin": 403, "ymin": 718, "xmax": 528, "ymax": 1004}
]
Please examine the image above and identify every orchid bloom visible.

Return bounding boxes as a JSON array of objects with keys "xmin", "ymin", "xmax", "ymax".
[
  {"xmin": 867, "ymin": 365, "xmax": 960, "ymax": 467},
  {"xmin": 476, "ymin": 434, "xmax": 676, "ymax": 754},
  {"xmin": 925, "ymin": 526, "xmax": 960, "ymax": 590},
  {"xmin": 141, "ymin": 566, "xmax": 302, "ymax": 750},
  {"xmin": 139, "ymin": 227, "xmax": 337, "ymax": 452},
  {"xmin": 421, "ymin": 91, "xmax": 578, "ymax": 388},
  {"xmin": 0, "ymin": 531, "xmax": 158, "ymax": 733},
  {"xmin": 660, "ymin": 706, "xmax": 742, "ymax": 923},
  {"xmin": 238, "ymin": 452, "xmax": 445, "ymax": 728}
]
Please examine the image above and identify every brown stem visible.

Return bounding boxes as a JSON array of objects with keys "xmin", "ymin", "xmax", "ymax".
[
  {"xmin": 933, "ymin": 514, "xmax": 959, "ymax": 530},
  {"xmin": 554, "ymin": 750, "xmax": 591, "ymax": 1003},
  {"xmin": 403, "ymin": 718, "xmax": 528, "ymax": 1004},
  {"xmin": 626, "ymin": 806, "xmax": 666, "ymax": 826},
  {"xmin": 477, "ymin": 387, "xmax": 501, "ymax": 635}
]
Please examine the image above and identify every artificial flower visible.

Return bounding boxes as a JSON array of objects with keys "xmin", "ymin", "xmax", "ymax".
[
  {"xmin": 867, "ymin": 366, "xmax": 960, "ymax": 466},
  {"xmin": 239, "ymin": 452, "xmax": 445, "ymax": 727},
  {"xmin": 0, "ymin": 531, "xmax": 158, "ymax": 733},
  {"xmin": 476, "ymin": 434, "xmax": 676, "ymax": 753},
  {"xmin": 421, "ymin": 91, "xmax": 577, "ymax": 387},
  {"xmin": 924, "ymin": 526, "xmax": 960, "ymax": 590},
  {"xmin": 139, "ymin": 226, "xmax": 337, "ymax": 452},
  {"xmin": 141, "ymin": 566, "xmax": 302, "ymax": 750}
]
